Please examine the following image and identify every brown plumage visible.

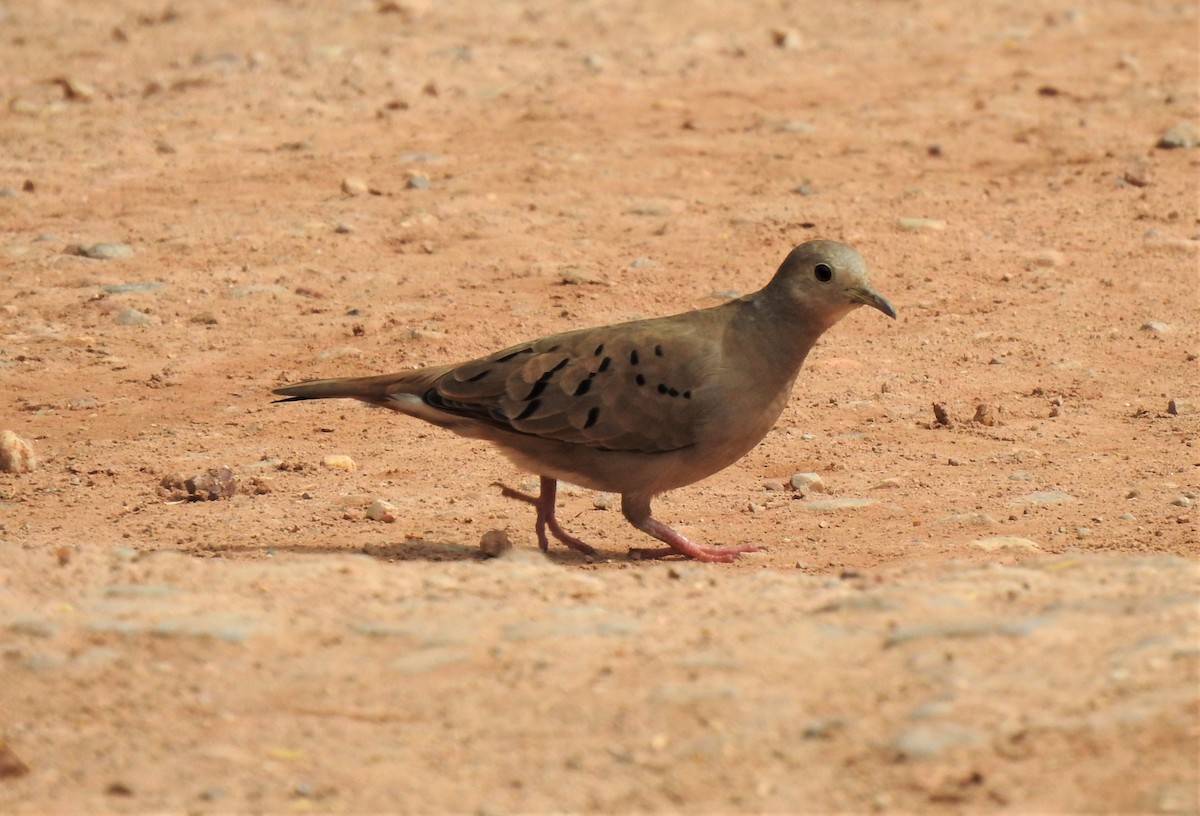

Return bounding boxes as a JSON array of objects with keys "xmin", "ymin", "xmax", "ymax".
[{"xmin": 274, "ymin": 239, "xmax": 896, "ymax": 562}]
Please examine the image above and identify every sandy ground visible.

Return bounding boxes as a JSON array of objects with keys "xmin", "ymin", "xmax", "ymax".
[{"xmin": 1, "ymin": 0, "xmax": 1198, "ymax": 812}]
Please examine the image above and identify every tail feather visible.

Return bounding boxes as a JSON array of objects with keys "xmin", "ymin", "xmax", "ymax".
[{"xmin": 273, "ymin": 371, "xmax": 437, "ymax": 405}]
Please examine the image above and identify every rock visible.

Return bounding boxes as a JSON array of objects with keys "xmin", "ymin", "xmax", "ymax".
[
  {"xmin": 1024, "ymin": 249, "xmax": 1065, "ymax": 267},
  {"xmin": 321, "ymin": 454, "xmax": 357, "ymax": 472},
  {"xmin": 592, "ymin": 493, "xmax": 615, "ymax": 510},
  {"xmin": 1122, "ymin": 158, "xmax": 1152, "ymax": 187},
  {"xmin": 972, "ymin": 404, "xmax": 997, "ymax": 426},
  {"xmin": 1140, "ymin": 320, "xmax": 1171, "ymax": 333},
  {"xmin": 790, "ymin": 472, "xmax": 826, "ymax": 493},
  {"xmin": 1015, "ymin": 491, "xmax": 1075, "ymax": 505},
  {"xmin": 185, "ymin": 467, "xmax": 237, "ymax": 500},
  {"xmin": 1171, "ymin": 496, "xmax": 1192, "ymax": 509},
  {"xmin": 871, "ymin": 477, "xmax": 902, "ymax": 489},
  {"xmin": 1156, "ymin": 122, "xmax": 1199, "ymax": 149},
  {"xmin": 79, "ymin": 242, "xmax": 134, "ymax": 260},
  {"xmin": 1167, "ymin": 398, "xmax": 1194, "ymax": 416},
  {"xmin": 115, "ymin": 308, "xmax": 159, "ymax": 327},
  {"xmin": 406, "ymin": 175, "xmax": 431, "ymax": 190},
  {"xmin": 801, "ymin": 498, "xmax": 874, "ymax": 512},
  {"xmin": 770, "ymin": 28, "xmax": 804, "ymax": 49},
  {"xmin": 938, "ymin": 512, "xmax": 995, "ymax": 526},
  {"xmin": 932, "ymin": 403, "xmax": 952, "ymax": 426},
  {"xmin": 897, "ymin": 217, "xmax": 947, "ymax": 231},
  {"xmin": 0, "ymin": 741, "xmax": 30, "ymax": 779},
  {"xmin": 0, "ymin": 430, "xmax": 37, "ymax": 473},
  {"xmin": 891, "ymin": 724, "xmax": 984, "ymax": 760},
  {"xmin": 479, "ymin": 529, "xmax": 512, "ymax": 557},
  {"xmin": 366, "ymin": 499, "xmax": 398, "ymax": 522},
  {"xmin": 971, "ymin": 536, "xmax": 1041, "ymax": 552},
  {"xmin": 341, "ymin": 176, "xmax": 368, "ymax": 196},
  {"xmin": 101, "ymin": 282, "xmax": 164, "ymax": 294}
]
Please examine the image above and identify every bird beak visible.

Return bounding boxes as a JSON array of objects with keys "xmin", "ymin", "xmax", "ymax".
[{"xmin": 850, "ymin": 285, "xmax": 897, "ymax": 319}]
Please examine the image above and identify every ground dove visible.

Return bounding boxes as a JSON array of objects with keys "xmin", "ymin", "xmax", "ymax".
[{"xmin": 274, "ymin": 239, "xmax": 896, "ymax": 562}]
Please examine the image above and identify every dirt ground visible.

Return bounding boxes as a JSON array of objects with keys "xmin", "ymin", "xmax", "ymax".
[{"xmin": 1, "ymin": 0, "xmax": 1198, "ymax": 813}]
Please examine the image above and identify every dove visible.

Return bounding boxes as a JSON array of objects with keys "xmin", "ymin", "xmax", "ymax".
[{"xmin": 273, "ymin": 239, "xmax": 896, "ymax": 562}]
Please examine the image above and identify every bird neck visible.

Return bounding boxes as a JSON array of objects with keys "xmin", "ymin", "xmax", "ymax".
[{"xmin": 730, "ymin": 291, "xmax": 827, "ymax": 378}]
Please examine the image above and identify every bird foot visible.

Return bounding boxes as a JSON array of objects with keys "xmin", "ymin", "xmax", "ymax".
[
  {"xmin": 493, "ymin": 478, "xmax": 598, "ymax": 557},
  {"xmin": 626, "ymin": 515, "xmax": 759, "ymax": 563}
]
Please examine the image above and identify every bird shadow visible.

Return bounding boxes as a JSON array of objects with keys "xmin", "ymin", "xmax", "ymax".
[{"xmin": 188, "ymin": 538, "xmax": 604, "ymax": 565}]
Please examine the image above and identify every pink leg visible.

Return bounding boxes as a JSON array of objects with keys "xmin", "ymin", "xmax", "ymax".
[
  {"xmin": 495, "ymin": 477, "xmax": 598, "ymax": 557},
  {"xmin": 622, "ymin": 494, "xmax": 759, "ymax": 563}
]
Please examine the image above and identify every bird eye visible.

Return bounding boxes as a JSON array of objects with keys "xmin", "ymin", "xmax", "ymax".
[{"xmin": 813, "ymin": 263, "xmax": 833, "ymax": 282}]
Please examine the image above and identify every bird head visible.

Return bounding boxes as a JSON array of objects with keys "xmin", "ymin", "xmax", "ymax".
[{"xmin": 769, "ymin": 240, "xmax": 896, "ymax": 329}]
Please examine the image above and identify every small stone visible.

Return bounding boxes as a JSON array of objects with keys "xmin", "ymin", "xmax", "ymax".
[
  {"xmin": 897, "ymin": 217, "xmax": 947, "ymax": 231},
  {"xmin": 66, "ymin": 396, "xmax": 99, "ymax": 410},
  {"xmin": 1015, "ymin": 490, "xmax": 1076, "ymax": 505},
  {"xmin": 366, "ymin": 499, "xmax": 398, "ymax": 522},
  {"xmin": 1141, "ymin": 320, "xmax": 1172, "ymax": 333},
  {"xmin": 964, "ymin": 535, "xmax": 1041, "ymax": 554},
  {"xmin": 341, "ymin": 176, "xmax": 368, "ymax": 196},
  {"xmin": 79, "ymin": 242, "xmax": 134, "ymax": 260},
  {"xmin": 0, "ymin": 430, "xmax": 37, "ymax": 473},
  {"xmin": 762, "ymin": 479, "xmax": 786, "ymax": 492},
  {"xmin": 0, "ymin": 741, "xmax": 30, "ymax": 779},
  {"xmin": 185, "ymin": 467, "xmax": 237, "ymax": 500},
  {"xmin": 406, "ymin": 175, "xmax": 431, "ymax": 190},
  {"xmin": 1156, "ymin": 122, "xmax": 1199, "ymax": 150},
  {"xmin": 972, "ymin": 404, "xmax": 997, "ymax": 426},
  {"xmin": 1171, "ymin": 496, "xmax": 1192, "ymax": 509},
  {"xmin": 101, "ymin": 282, "xmax": 164, "ymax": 294},
  {"xmin": 560, "ymin": 267, "xmax": 604, "ymax": 286},
  {"xmin": 770, "ymin": 28, "xmax": 804, "ymax": 50},
  {"xmin": 1024, "ymin": 249, "xmax": 1065, "ymax": 267},
  {"xmin": 932, "ymin": 403, "xmax": 951, "ymax": 426},
  {"xmin": 1119, "ymin": 512, "xmax": 1136, "ymax": 521},
  {"xmin": 592, "ymin": 493, "xmax": 615, "ymax": 510},
  {"xmin": 790, "ymin": 472, "xmax": 826, "ymax": 492},
  {"xmin": 801, "ymin": 497, "xmax": 874, "ymax": 512},
  {"xmin": 479, "ymin": 529, "xmax": 513, "ymax": 557},
  {"xmin": 321, "ymin": 454, "xmax": 357, "ymax": 472},
  {"xmin": 115, "ymin": 308, "xmax": 159, "ymax": 327},
  {"xmin": 1122, "ymin": 158, "xmax": 1152, "ymax": 187},
  {"xmin": 939, "ymin": 512, "xmax": 995, "ymax": 526},
  {"xmin": 871, "ymin": 477, "xmax": 902, "ymax": 490},
  {"xmin": 1076, "ymin": 527, "xmax": 1092, "ymax": 539},
  {"xmin": 1167, "ymin": 398, "xmax": 1194, "ymax": 416}
]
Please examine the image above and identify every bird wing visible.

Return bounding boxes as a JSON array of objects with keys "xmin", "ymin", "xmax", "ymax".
[{"xmin": 431, "ymin": 312, "xmax": 727, "ymax": 453}]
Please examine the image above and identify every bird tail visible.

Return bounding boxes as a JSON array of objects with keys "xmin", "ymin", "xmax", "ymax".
[{"xmin": 272, "ymin": 370, "xmax": 443, "ymax": 406}]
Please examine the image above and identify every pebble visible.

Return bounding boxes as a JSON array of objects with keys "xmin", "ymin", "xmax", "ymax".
[
  {"xmin": 1171, "ymin": 496, "xmax": 1192, "ymax": 509},
  {"xmin": 938, "ymin": 512, "xmax": 995, "ymax": 526},
  {"xmin": 1015, "ymin": 491, "xmax": 1075, "ymax": 505},
  {"xmin": 1122, "ymin": 158, "xmax": 1152, "ymax": 187},
  {"xmin": 78, "ymin": 242, "xmax": 134, "ymax": 260},
  {"xmin": 1156, "ymin": 122, "xmax": 1199, "ymax": 149},
  {"xmin": 101, "ymin": 282, "xmax": 163, "ymax": 294},
  {"xmin": 341, "ymin": 176, "xmax": 368, "ymax": 196},
  {"xmin": 1076, "ymin": 527, "xmax": 1092, "ymax": 539},
  {"xmin": 366, "ymin": 499, "xmax": 398, "ymax": 522},
  {"xmin": 970, "ymin": 536, "xmax": 1041, "ymax": 552},
  {"xmin": 871, "ymin": 477, "xmax": 902, "ymax": 489},
  {"xmin": 321, "ymin": 454, "xmax": 357, "ymax": 472},
  {"xmin": 479, "ymin": 529, "xmax": 512, "ymax": 557},
  {"xmin": 801, "ymin": 497, "xmax": 874, "ymax": 512},
  {"xmin": 891, "ymin": 724, "xmax": 984, "ymax": 760},
  {"xmin": 896, "ymin": 217, "xmax": 947, "ymax": 231},
  {"xmin": 1119, "ymin": 512, "xmax": 1136, "ymax": 522},
  {"xmin": 406, "ymin": 175, "xmax": 431, "ymax": 190},
  {"xmin": 0, "ymin": 430, "xmax": 37, "ymax": 473},
  {"xmin": 115, "ymin": 308, "xmax": 159, "ymax": 327},
  {"xmin": 1167, "ymin": 398, "xmax": 1194, "ymax": 416},
  {"xmin": 1024, "ymin": 249, "xmax": 1065, "ymax": 267},
  {"xmin": 592, "ymin": 493, "xmax": 615, "ymax": 510},
  {"xmin": 790, "ymin": 472, "xmax": 826, "ymax": 493},
  {"xmin": 972, "ymin": 404, "xmax": 997, "ymax": 426},
  {"xmin": 771, "ymin": 28, "xmax": 804, "ymax": 49}
]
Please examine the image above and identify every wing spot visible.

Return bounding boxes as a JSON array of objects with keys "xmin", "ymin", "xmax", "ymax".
[
  {"xmin": 584, "ymin": 406, "xmax": 600, "ymax": 429},
  {"xmin": 466, "ymin": 369, "xmax": 491, "ymax": 382},
  {"xmin": 668, "ymin": 388, "xmax": 680, "ymax": 397},
  {"xmin": 683, "ymin": 390, "xmax": 692, "ymax": 399},
  {"xmin": 525, "ymin": 379, "xmax": 548, "ymax": 401},
  {"xmin": 516, "ymin": 399, "xmax": 541, "ymax": 421},
  {"xmin": 594, "ymin": 343, "xmax": 605, "ymax": 356},
  {"xmin": 598, "ymin": 356, "xmax": 612, "ymax": 373},
  {"xmin": 630, "ymin": 350, "xmax": 640, "ymax": 366},
  {"xmin": 657, "ymin": 383, "xmax": 668, "ymax": 395},
  {"xmin": 654, "ymin": 345, "xmax": 664, "ymax": 357},
  {"xmin": 574, "ymin": 378, "xmax": 592, "ymax": 397},
  {"xmin": 635, "ymin": 374, "xmax": 646, "ymax": 386}
]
